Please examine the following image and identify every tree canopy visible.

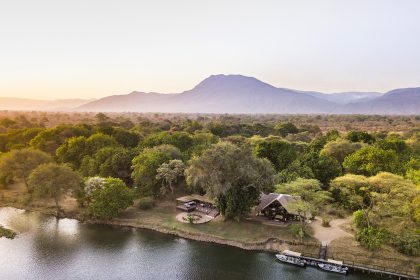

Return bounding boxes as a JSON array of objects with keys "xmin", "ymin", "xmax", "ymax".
[
  {"xmin": 185, "ymin": 142, "xmax": 275, "ymax": 220},
  {"xmin": 28, "ymin": 163, "xmax": 82, "ymax": 212},
  {"xmin": 0, "ymin": 148, "xmax": 53, "ymax": 187}
]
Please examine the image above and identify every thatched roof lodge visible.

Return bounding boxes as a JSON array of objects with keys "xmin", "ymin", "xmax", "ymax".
[{"xmin": 256, "ymin": 193, "xmax": 301, "ymax": 222}]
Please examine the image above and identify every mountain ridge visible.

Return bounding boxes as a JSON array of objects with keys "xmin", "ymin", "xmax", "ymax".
[
  {"xmin": 1, "ymin": 75, "xmax": 418, "ymax": 114},
  {"xmin": 78, "ymin": 74, "xmax": 419, "ymax": 114}
]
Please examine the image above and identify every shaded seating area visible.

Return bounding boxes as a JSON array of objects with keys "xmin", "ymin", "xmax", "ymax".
[
  {"xmin": 255, "ymin": 193, "xmax": 301, "ymax": 222},
  {"xmin": 176, "ymin": 194, "xmax": 219, "ymax": 218}
]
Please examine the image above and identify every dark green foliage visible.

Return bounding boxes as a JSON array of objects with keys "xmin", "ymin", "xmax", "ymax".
[
  {"xmin": 186, "ymin": 142, "xmax": 276, "ymax": 220},
  {"xmin": 30, "ymin": 125, "xmax": 92, "ymax": 154},
  {"xmin": 56, "ymin": 133, "xmax": 119, "ymax": 169},
  {"xmin": 217, "ymin": 185, "xmax": 260, "ymax": 221},
  {"xmin": 302, "ymin": 151, "xmax": 342, "ymax": 186},
  {"xmin": 89, "ymin": 178, "xmax": 134, "ymax": 219},
  {"xmin": 277, "ymin": 160, "xmax": 314, "ymax": 183},
  {"xmin": 254, "ymin": 139, "xmax": 297, "ymax": 171},
  {"xmin": 275, "ymin": 122, "xmax": 299, "ymax": 137},
  {"xmin": 347, "ymin": 131, "xmax": 376, "ymax": 144},
  {"xmin": 131, "ymin": 144, "xmax": 182, "ymax": 196},
  {"xmin": 80, "ymin": 147, "xmax": 136, "ymax": 185}
]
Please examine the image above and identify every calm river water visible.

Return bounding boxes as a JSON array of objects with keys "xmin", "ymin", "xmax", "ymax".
[{"xmin": 0, "ymin": 207, "xmax": 375, "ymax": 280}]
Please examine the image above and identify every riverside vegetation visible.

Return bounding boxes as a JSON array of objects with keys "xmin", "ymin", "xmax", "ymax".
[{"xmin": 0, "ymin": 112, "xmax": 419, "ymax": 275}]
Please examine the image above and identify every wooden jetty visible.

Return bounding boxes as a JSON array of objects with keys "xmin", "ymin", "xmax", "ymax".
[{"xmin": 293, "ymin": 254, "xmax": 419, "ymax": 280}]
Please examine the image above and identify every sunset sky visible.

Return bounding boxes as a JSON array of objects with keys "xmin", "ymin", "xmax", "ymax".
[{"xmin": 1, "ymin": 0, "xmax": 420, "ymax": 99}]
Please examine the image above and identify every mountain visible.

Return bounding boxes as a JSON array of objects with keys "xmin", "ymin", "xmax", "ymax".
[
  {"xmin": 79, "ymin": 75, "xmax": 340, "ymax": 114},
  {"xmin": 0, "ymin": 98, "xmax": 95, "ymax": 111},
  {"xmin": 344, "ymin": 87, "xmax": 420, "ymax": 115},
  {"xmin": 2, "ymin": 75, "xmax": 419, "ymax": 114},
  {"xmin": 306, "ymin": 91, "xmax": 383, "ymax": 104}
]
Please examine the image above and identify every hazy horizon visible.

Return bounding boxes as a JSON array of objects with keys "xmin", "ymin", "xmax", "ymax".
[{"xmin": 1, "ymin": 0, "xmax": 420, "ymax": 99}]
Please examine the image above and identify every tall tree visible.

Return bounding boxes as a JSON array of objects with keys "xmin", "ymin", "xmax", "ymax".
[
  {"xmin": 131, "ymin": 145, "xmax": 182, "ymax": 196},
  {"xmin": 343, "ymin": 146, "xmax": 403, "ymax": 176},
  {"xmin": 28, "ymin": 163, "xmax": 82, "ymax": 213},
  {"xmin": 88, "ymin": 178, "xmax": 134, "ymax": 220},
  {"xmin": 185, "ymin": 142, "xmax": 275, "ymax": 221},
  {"xmin": 156, "ymin": 159, "xmax": 185, "ymax": 195},
  {"xmin": 0, "ymin": 148, "xmax": 53, "ymax": 188}
]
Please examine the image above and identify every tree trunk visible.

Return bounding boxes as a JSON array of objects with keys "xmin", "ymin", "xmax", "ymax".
[{"xmin": 54, "ymin": 195, "xmax": 60, "ymax": 217}]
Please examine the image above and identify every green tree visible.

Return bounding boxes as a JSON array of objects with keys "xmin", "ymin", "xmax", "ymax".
[
  {"xmin": 277, "ymin": 160, "xmax": 314, "ymax": 183},
  {"xmin": 185, "ymin": 142, "xmax": 275, "ymax": 221},
  {"xmin": 27, "ymin": 163, "xmax": 82, "ymax": 213},
  {"xmin": 276, "ymin": 178, "xmax": 333, "ymax": 240},
  {"xmin": 30, "ymin": 125, "xmax": 91, "ymax": 154},
  {"xmin": 0, "ymin": 148, "xmax": 53, "ymax": 188},
  {"xmin": 80, "ymin": 147, "xmax": 136, "ymax": 185},
  {"xmin": 131, "ymin": 145, "xmax": 181, "ymax": 196},
  {"xmin": 303, "ymin": 151, "xmax": 342, "ymax": 186},
  {"xmin": 343, "ymin": 146, "xmax": 403, "ymax": 176},
  {"xmin": 254, "ymin": 139, "xmax": 297, "ymax": 171},
  {"xmin": 347, "ymin": 131, "xmax": 375, "ymax": 144},
  {"xmin": 320, "ymin": 139, "xmax": 364, "ymax": 164},
  {"xmin": 275, "ymin": 122, "xmax": 299, "ymax": 137},
  {"xmin": 156, "ymin": 159, "xmax": 185, "ymax": 195},
  {"xmin": 89, "ymin": 178, "xmax": 134, "ymax": 220}
]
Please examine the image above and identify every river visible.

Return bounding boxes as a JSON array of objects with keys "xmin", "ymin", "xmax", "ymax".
[{"xmin": 0, "ymin": 207, "xmax": 376, "ymax": 280}]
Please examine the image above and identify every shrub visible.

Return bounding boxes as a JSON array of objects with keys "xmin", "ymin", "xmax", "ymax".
[
  {"xmin": 321, "ymin": 216, "xmax": 331, "ymax": 227},
  {"xmin": 137, "ymin": 197, "xmax": 155, "ymax": 210},
  {"xmin": 356, "ymin": 226, "xmax": 388, "ymax": 250},
  {"xmin": 392, "ymin": 231, "xmax": 420, "ymax": 256}
]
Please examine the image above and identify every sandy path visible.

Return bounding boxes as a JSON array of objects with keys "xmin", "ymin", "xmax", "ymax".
[{"xmin": 310, "ymin": 217, "xmax": 353, "ymax": 245}]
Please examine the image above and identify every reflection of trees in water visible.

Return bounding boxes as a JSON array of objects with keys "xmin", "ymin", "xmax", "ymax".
[
  {"xmin": 32, "ymin": 217, "xmax": 81, "ymax": 263},
  {"xmin": 78, "ymin": 224, "xmax": 133, "ymax": 250}
]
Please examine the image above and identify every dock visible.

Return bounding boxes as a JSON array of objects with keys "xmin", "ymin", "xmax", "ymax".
[{"xmin": 285, "ymin": 252, "xmax": 419, "ymax": 280}]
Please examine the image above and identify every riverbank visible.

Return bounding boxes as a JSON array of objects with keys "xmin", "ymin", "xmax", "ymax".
[{"xmin": 0, "ymin": 196, "xmax": 418, "ymax": 278}]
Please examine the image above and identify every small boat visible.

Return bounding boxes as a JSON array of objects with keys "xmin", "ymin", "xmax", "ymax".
[
  {"xmin": 317, "ymin": 263, "xmax": 348, "ymax": 275},
  {"xmin": 275, "ymin": 254, "xmax": 306, "ymax": 267}
]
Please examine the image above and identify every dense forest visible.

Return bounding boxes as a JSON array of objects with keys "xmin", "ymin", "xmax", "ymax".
[{"xmin": 0, "ymin": 112, "xmax": 418, "ymax": 257}]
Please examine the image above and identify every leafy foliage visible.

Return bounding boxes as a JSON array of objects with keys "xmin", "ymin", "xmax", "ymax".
[
  {"xmin": 89, "ymin": 178, "xmax": 134, "ymax": 219},
  {"xmin": 28, "ymin": 163, "xmax": 83, "ymax": 211}
]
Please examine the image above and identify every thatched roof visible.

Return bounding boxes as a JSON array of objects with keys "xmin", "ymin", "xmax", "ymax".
[{"xmin": 255, "ymin": 193, "xmax": 301, "ymax": 215}]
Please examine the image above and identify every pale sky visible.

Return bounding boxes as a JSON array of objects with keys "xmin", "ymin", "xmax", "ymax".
[{"xmin": 1, "ymin": 0, "xmax": 420, "ymax": 99}]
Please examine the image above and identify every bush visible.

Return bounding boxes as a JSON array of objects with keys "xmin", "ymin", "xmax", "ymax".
[
  {"xmin": 137, "ymin": 197, "xmax": 155, "ymax": 210},
  {"xmin": 290, "ymin": 224, "xmax": 305, "ymax": 238},
  {"xmin": 392, "ymin": 231, "xmax": 420, "ymax": 256},
  {"xmin": 353, "ymin": 210, "xmax": 368, "ymax": 228},
  {"xmin": 321, "ymin": 216, "xmax": 331, "ymax": 227},
  {"xmin": 356, "ymin": 226, "xmax": 388, "ymax": 250}
]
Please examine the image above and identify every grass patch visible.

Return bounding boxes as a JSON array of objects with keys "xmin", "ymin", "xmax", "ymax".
[
  {"xmin": 118, "ymin": 201, "xmax": 317, "ymax": 245},
  {"xmin": 0, "ymin": 225, "xmax": 17, "ymax": 239}
]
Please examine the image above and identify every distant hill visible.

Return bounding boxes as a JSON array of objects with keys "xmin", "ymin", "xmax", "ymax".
[
  {"xmin": 79, "ymin": 75, "xmax": 340, "ymax": 114},
  {"xmin": 306, "ymin": 91, "xmax": 383, "ymax": 104},
  {"xmin": 79, "ymin": 74, "xmax": 419, "ymax": 114},
  {"xmin": 1, "ymin": 75, "xmax": 419, "ymax": 114},
  {"xmin": 344, "ymin": 87, "xmax": 420, "ymax": 115},
  {"xmin": 0, "ymin": 98, "xmax": 95, "ymax": 111}
]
